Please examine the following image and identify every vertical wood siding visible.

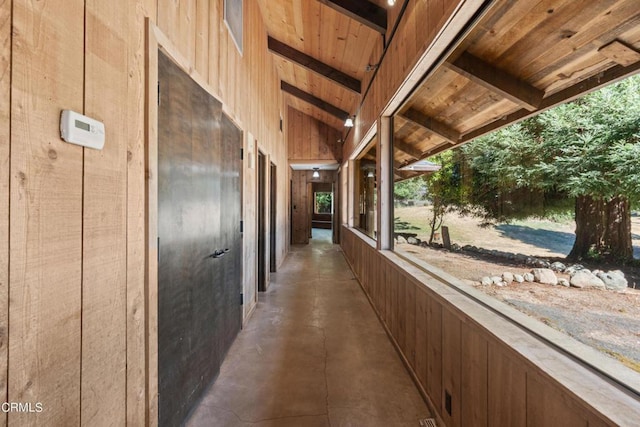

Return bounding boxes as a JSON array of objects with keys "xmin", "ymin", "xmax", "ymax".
[
  {"xmin": 341, "ymin": 226, "xmax": 638, "ymax": 426},
  {"xmin": 3, "ymin": 0, "xmax": 287, "ymax": 424}
]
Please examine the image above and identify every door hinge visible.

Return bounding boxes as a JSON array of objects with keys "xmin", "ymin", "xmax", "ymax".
[
  {"xmin": 157, "ymin": 82, "xmax": 160, "ymax": 105},
  {"xmin": 240, "ymin": 293, "xmax": 244, "ymax": 306},
  {"xmin": 240, "ymin": 220, "xmax": 243, "ymax": 233},
  {"xmin": 240, "ymin": 148, "xmax": 243, "ymax": 160}
]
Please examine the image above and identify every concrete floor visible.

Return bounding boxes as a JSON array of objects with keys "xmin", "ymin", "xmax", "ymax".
[{"xmin": 185, "ymin": 228, "xmax": 431, "ymax": 426}]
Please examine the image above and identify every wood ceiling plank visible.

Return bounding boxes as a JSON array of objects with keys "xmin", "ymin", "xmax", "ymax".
[
  {"xmin": 282, "ymin": 82, "xmax": 350, "ymax": 121},
  {"xmin": 516, "ymin": 0, "xmax": 640, "ymax": 82},
  {"xmin": 460, "ymin": 59, "xmax": 640, "ymax": 143},
  {"xmin": 468, "ymin": 0, "xmax": 561, "ymax": 62},
  {"xmin": 598, "ymin": 39, "xmax": 640, "ymax": 66},
  {"xmin": 268, "ymin": 36, "xmax": 361, "ymax": 93},
  {"xmin": 537, "ymin": 53, "xmax": 611, "ymax": 95},
  {"xmin": 445, "ymin": 52, "xmax": 544, "ymax": 111},
  {"xmin": 400, "ymin": 108, "xmax": 461, "ymax": 145},
  {"xmin": 317, "ymin": 0, "xmax": 387, "ymax": 34},
  {"xmin": 409, "ymin": 68, "xmax": 463, "ymax": 115}
]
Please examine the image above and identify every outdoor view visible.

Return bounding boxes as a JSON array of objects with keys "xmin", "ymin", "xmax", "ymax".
[{"xmin": 393, "ymin": 76, "xmax": 640, "ymax": 373}]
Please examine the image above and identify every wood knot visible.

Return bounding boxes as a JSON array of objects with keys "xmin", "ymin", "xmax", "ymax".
[
  {"xmin": 48, "ymin": 149, "xmax": 58, "ymax": 160},
  {"xmin": 128, "ymin": 151, "xmax": 133, "ymax": 162},
  {"xmin": 17, "ymin": 172, "xmax": 26, "ymax": 185}
]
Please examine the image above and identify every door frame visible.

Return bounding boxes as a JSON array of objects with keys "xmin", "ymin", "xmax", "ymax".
[
  {"xmin": 257, "ymin": 151, "xmax": 267, "ymax": 291},
  {"xmin": 145, "ymin": 19, "xmax": 245, "ymax": 425},
  {"xmin": 269, "ymin": 162, "xmax": 277, "ymax": 273}
]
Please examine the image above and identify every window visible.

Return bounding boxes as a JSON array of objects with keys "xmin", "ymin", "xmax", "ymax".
[
  {"xmin": 314, "ymin": 192, "xmax": 332, "ymax": 214},
  {"xmin": 390, "ymin": 76, "xmax": 640, "ymax": 385},
  {"xmin": 354, "ymin": 138, "xmax": 377, "ymax": 239}
]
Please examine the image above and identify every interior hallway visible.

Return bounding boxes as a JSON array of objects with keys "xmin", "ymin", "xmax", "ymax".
[{"xmin": 186, "ymin": 228, "xmax": 431, "ymax": 426}]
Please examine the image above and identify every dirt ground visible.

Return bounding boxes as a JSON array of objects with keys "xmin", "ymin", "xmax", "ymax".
[{"xmin": 394, "ymin": 207, "xmax": 640, "ymax": 372}]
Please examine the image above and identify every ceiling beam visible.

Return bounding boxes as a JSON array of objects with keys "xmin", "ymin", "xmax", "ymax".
[
  {"xmin": 460, "ymin": 59, "xmax": 640, "ymax": 143},
  {"xmin": 598, "ymin": 40, "xmax": 640, "ymax": 67},
  {"xmin": 268, "ymin": 37, "xmax": 361, "ymax": 94},
  {"xmin": 317, "ymin": 0, "xmax": 387, "ymax": 34},
  {"xmin": 399, "ymin": 108, "xmax": 461, "ymax": 145},
  {"xmin": 445, "ymin": 51, "xmax": 544, "ymax": 111},
  {"xmin": 281, "ymin": 81, "xmax": 349, "ymax": 121},
  {"xmin": 394, "ymin": 170, "xmax": 421, "ymax": 182},
  {"xmin": 393, "ymin": 137, "xmax": 422, "ymax": 159}
]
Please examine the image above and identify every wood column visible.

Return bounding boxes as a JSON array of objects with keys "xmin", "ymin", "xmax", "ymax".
[{"xmin": 377, "ymin": 116, "xmax": 393, "ymax": 250}]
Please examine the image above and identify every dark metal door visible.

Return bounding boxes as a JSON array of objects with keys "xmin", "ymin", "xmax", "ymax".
[{"xmin": 157, "ymin": 51, "xmax": 242, "ymax": 427}]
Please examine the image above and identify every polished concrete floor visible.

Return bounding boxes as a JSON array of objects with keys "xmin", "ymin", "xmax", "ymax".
[{"xmin": 185, "ymin": 228, "xmax": 431, "ymax": 426}]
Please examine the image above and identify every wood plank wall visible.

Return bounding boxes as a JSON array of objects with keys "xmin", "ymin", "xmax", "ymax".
[
  {"xmin": 341, "ymin": 227, "xmax": 640, "ymax": 426},
  {"xmin": 346, "ymin": 0, "xmax": 463, "ymax": 156},
  {"xmin": 0, "ymin": 1, "xmax": 10, "ymax": 425},
  {"xmin": 3, "ymin": 0, "xmax": 287, "ymax": 425},
  {"xmin": 291, "ymin": 170, "xmax": 336, "ymax": 244},
  {"xmin": 287, "ymin": 106, "xmax": 343, "ymax": 163},
  {"xmin": 10, "ymin": 2, "xmax": 85, "ymax": 426}
]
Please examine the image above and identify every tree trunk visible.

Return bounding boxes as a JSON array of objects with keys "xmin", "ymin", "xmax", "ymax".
[
  {"xmin": 428, "ymin": 201, "xmax": 444, "ymax": 245},
  {"xmin": 604, "ymin": 195, "xmax": 633, "ymax": 261},
  {"xmin": 568, "ymin": 195, "xmax": 605, "ymax": 260}
]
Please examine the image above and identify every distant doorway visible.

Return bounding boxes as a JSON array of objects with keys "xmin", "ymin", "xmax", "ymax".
[
  {"xmin": 257, "ymin": 152, "xmax": 267, "ymax": 292},
  {"xmin": 311, "ymin": 182, "xmax": 333, "ymax": 237},
  {"xmin": 269, "ymin": 162, "xmax": 277, "ymax": 273}
]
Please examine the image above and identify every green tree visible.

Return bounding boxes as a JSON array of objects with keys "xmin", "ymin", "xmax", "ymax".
[
  {"xmin": 424, "ymin": 151, "xmax": 463, "ymax": 244},
  {"xmin": 394, "ymin": 175, "xmax": 427, "ymax": 201},
  {"xmin": 534, "ymin": 77, "xmax": 640, "ymax": 260},
  {"xmin": 447, "ymin": 75, "xmax": 640, "ymax": 260},
  {"xmin": 315, "ymin": 192, "xmax": 332, "ymax": 213}
]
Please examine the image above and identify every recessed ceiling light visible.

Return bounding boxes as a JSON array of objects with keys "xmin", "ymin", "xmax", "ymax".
[{"xmin": 388, "ymin": 0, "xmax": 396, "ymax": 6}]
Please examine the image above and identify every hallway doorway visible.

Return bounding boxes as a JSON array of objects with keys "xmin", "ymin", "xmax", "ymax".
[
  {"xmin": 311, "ymin": 182, "xmax": 333, "ymax": 239},
  {"xmin": 257, "ymin": 151, "xmax": 267, "ymax": 291},
  {"xmin": 269, "ymin": 162, "xmax": 277, "ymax": 273}
]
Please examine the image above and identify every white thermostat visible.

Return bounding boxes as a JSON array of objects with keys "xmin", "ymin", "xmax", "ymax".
[{"xmin": 60, "ymin": 110, "xmax": 105, "ymax": 150}]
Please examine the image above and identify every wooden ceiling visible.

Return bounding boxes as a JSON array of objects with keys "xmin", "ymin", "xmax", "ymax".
[
  {"xmin": 257, "ymin": 0, "xmax": 389, "ymax": 131},
  {"xmin": 258, "ymin": 0, "xmax": 640, "ymax": 173},
  {"xmin": 393, "ymin": 0, "xmax": 640, "ymax": 177}
]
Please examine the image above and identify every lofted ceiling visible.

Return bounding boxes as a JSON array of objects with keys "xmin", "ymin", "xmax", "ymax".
[
  {"xmin": 257, "ymin": 0, "xmax": 392, "ymax": 131},
  {"xmin": 257, "ymin": 0, "xmax": 640, "ymax": 179},
  {"xmin": 393, "ymin": 0, "xmax": 640, "ymax": 180}
]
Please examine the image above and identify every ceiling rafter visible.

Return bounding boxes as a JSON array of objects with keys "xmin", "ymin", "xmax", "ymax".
[
  {"xmin": 268, "ymin": 37, "xmax": 362, "ymax": 94},
  {"xmin": 316, "ymin": 0, "xmax": 387, "ymax": 34},
  {"xmin": 393, "ymin": 137, "xmax": 422, "ymax": 159},
  {"xmin": 445, "ymin": 51, "xmax": 545, "ymax": 111},
  {"xmin": 399, "ymin": 108, "xmax": 461, "ymax": 145},
  {"xmin": 281, "ymin": 81, "xmax": 349, "ymax": 121},
  {"xmin": 394, "ymin": 169, "xmax": 421, "ymax": 182},
  {"xmin": 460, "ymin": 59, "xmax": 640, "ymax": 144},
  {"xmin": 598, "ymin": 40, "xmax": 640, "ymax": 67}
]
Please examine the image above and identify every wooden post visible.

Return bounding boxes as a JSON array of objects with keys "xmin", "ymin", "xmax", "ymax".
[
  {"xmin": 378, "ymin": 116, "xmax": 393, "ymax": 250},
  {"xmin": 442, "ymin": 225, "xmax": 451, "ymax": 250}
]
